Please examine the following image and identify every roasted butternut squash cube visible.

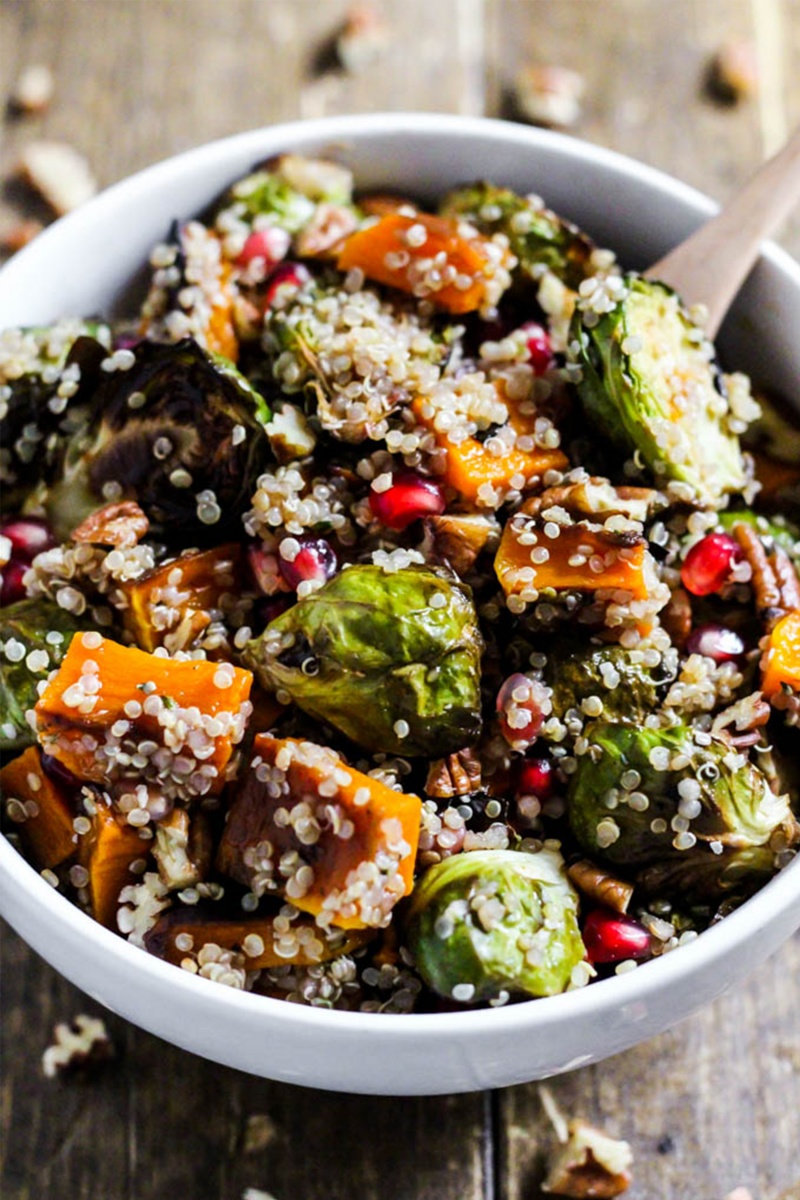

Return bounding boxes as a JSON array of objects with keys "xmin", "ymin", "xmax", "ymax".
[
  {"xmin": 121, "ymin": 544, "xmax": 242, "ymax": 654},
  {"xmin": 218, "ymin": 735, "xmax": 421, "ymax": 929},
  {"xmin": 0, "ymin": 746, "xmax": 76, "ymax": 869},
  {"xmin": 34, "ymin": 633, "xmax": 252, "ymax": 799},
  {"xmin": 79, "ymin": 802, "xmax": 149, "ymax": 928},
  {"xmin": 761, "ymin": 609, "xmax": 800, "ymax": 697},
  {"xmin": 145, "ymin": 905, "xmax": 374, "ymax": 968},
  {"xmin": 495, "ymin": 518, "xmax": 652, "ymax": 601}
]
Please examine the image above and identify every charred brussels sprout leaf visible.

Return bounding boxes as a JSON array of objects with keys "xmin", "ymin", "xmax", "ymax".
[
  {"xmin": 545, "ymin": 642, "xmax": 671, "ymax": 726},
  {"xmin": 438, "ymin": 181, "xmax": 594, "ymax": 290},
  {"xmin": 49, "ymin": 338, "xmax": 272, "ymax": 541},
  {"xmin": 0, "ymin": 322, "xmax": 109, "ymax": 508},
  {"xmin": 570, "ymin": 276, "xmax": 748, "ymax": 505},
  {"xmin": 245, "ymin": 564, "xmax": 483, "ymax": 756},
  {"xmin": 0, "ymin": 601, "xmax": 91, "ymax": 752},
  {"xmin": 405, "ymin": 848, "xmax": 585, "ymax": 1003},
  {"xmin": 567, "ymin": 722, "xmax": 796, "ymax": 901}
]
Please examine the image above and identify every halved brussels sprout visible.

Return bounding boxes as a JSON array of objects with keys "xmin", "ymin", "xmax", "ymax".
[
  {"xmin": 0, "ymin": 322, "xmax": 109, "ymax": 507},
  {"xmin": 46, "ymin": 338, "xmax": 272, "ymax": 541},
  {"xmin": 570, "ymin": 275, "xmax": 748, "ymax": 505},
  {"xmin": 0, "ymin": 600, "xmax": 91, "ymax": 752},
  {"xmin": 545, "ymin": 642, "xmax": 672, "ymax": 726},
  {"xmin": 405, "ymin": 847, "xmax": 585, "ymax": 1003},
  {"xmin": 245, "ymin": 564, "xmax": 483, "ymax": 756},
  {"xmin": 438, "ymin": 181, "xmax": 595, "ymax": 290},
  {"xmin": 567, "ymin": 721, "xmax": 796, "ymax": 900}
]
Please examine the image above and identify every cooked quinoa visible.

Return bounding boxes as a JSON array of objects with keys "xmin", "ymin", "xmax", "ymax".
[{"xmin": 1, "ymin": 154, "xmax": 799, "ymax": 1013}]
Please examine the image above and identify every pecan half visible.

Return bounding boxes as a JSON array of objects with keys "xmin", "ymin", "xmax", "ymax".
[
  {"xmin": 71, "ymin": 501, "xmax": 149, "ymax": 548},
  {"xmin": 542, "ymin": 1118, "xmax": 633, "ymax": 1198},
  {"xmin": 522, "ymin": 477, "xmax": 664, "ymax": 524},
  {"xmin": 711, "ymin": 693, "xmax": 771, "ymax": 747},
  {"xmin": 425, "ymin": 512, "xmax": 499, "ymax": 575},
  {"xmin": 425, "ymin": 748, "xmax": 482, "ymax": 799},
  {"xmin": 567, "ymin": 859, "xmax": 633, "ymax": 915},
  {"xmin": 733, "ymin": 521, "xmax": 800, "ymax": 630}
]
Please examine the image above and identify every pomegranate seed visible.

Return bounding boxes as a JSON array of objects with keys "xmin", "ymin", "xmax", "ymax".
[
  {"xmin": 582, "ymin": 908, "xmax": 651, "ymax": 965},
  {"xmin": 686, "ymin": 623, "xmax": 746, "ymax": 663},
  {"xmin": 1, "ymin": 560, "xmax": 29, "ymax": 606},
  {"xmin": 1, "ymin": 517, "xmax": 55, "ymax": 561},
  {"xmin": 237, "ymin": 226, "xmax": 291, "ymax": 269},
  {"xmin": 496, "ymin": 673, "xmax": 550, "ymax": 749},
  {"xmin": 516, "ymin": 756, "xmax": 555, "ymax": 801},
  {"xmin": 369, "ymin": 471, "xmax": 445, "ymax": 531},
  {"xmin": 680, "ymin": 532, "xmax": 741, "ymax": 596},
  {"xmin": 518, "ymin": 321, "xmax": 554, "ymax": 374},
  {"xmin": 278, "ymin": 537, "xmax": 338, "ymax": 590},
  {"xmin": 262, "ymin": 262, "xmax": 311, "ymax": 309},
  {"xmin": 247, "ymin": 544, "xmax": 290, "ymax": 596}
]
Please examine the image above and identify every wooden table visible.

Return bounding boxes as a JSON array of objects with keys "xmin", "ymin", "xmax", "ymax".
[{"xmin": 2, "ymin": 2, "xmax": 800, "ymax": 1197}]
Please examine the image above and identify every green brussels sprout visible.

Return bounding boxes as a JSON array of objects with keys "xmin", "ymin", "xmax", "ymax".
[
  {"xmin": 0, "ymin": 600, "xmax": 91, "ymax": 752},
  {"xmin": 567, "ymin": 722, "xmax": 796, "ymax": 900},
  {"xmin": 405, "ymin": 848, "xmax": 585, "ymax": 1003},
  {"xmin": 46, "ymin": 337, "xmax": 272, "ymax": 542},
  {"xmin": 438, "ymin": 181, "xmax": 595, "ymax": 290},
  {"xmin": 245, "ymin": 564, "xmax": 483, "ymax": 756},
  {"xmin": 0, "ymin": 322, "xmax": 110, "ymax": 508},
  {"xmin": 220, "ymin": 155, "xmax": 354, "ymax": 232},
  {"xmin": 570, "ymin": 275, "xmax": 748, "ymax": 505},
  {"xmin": 544, "ymin": 642, "xmax": 672, "ymax": 726}
]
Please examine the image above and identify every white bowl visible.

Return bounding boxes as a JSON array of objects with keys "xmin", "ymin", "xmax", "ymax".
[{"xmin": 2, "ymin": 113, "xmax": 799, "ymax": 1096}]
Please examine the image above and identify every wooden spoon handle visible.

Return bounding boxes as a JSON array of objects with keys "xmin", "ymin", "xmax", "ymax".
[{"xmin": 645, "ymin": 124, "xmax": 800, "ymax": 338}]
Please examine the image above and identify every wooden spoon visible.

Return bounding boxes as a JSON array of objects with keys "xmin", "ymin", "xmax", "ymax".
[{"xmin": 645, "ymin": 124, "xmax": 800, "ymax": 338}]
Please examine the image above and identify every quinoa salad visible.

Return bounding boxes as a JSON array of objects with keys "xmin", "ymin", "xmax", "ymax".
[{"xmin": 1, "ymin": 152, "xmax": 799, "ymax": 1013}]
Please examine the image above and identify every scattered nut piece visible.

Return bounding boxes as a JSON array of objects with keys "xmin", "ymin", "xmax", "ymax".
[
  {"xmin": 71, "ymin": 501, "xmax": 149, "ymax": 548},
  {"xmin": 724, "ymin": 1190, "xmax": 754, "ymax": 1200},
  {"xmin": 241, "ymin": 1190, "xmax": 279, "ymax": 1200},
  {"xmin": 17, "ymin": 141, "xmax": 97, "ymax": 215},
  {"xmin": 42, "ymin": 1013, "xmax": 114, "ymax": 1078},
  {"xmin": 0, "ymin": 218, "xmax": 45, "ymax": 255},
  {"xmin": 512, "ymin": 64, "xmax": 585, "ymax": 129},
  {"xmin": 425, "ymin": 748, "xmax": 482, "ymax": 799},
  {"xmin": 707, "ymin": 40, "xmax": 759, "ymax": 104},
  {"xmin": 10, "ymin": 64, "xmax": 55, "ymax": 114},
  {"xmin": 567, "ymin": 859, "xmax": 634, "ymax": 914},
  {"xmin": 542, "ymin": 1117, "xmax": 633, "ymax": 1197},
  {"xmin": 242, "ymin": 1112, "xmax": 279, "ymax": 1155},
  {"xmin": 336, "ymin": 5, "xmax": 389, "ymax": 73}
]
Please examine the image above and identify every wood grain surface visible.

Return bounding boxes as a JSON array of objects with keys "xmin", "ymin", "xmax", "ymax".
[{"xmin": 1, "ymin": 2, "xmax": 800, "ymax": 1198}]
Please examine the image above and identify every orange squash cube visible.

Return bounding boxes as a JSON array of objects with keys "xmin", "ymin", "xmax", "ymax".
[
  {"xmin": 79, "ymin": 802, "xmax": 149, "ymax": 928},
  {"xmin": 495, "ymin": 519, "xmax": 652, "ymax": 601},
  {"xmin": 0, "ymin": 746, "xmax": 76, "ymax": 870},
  {"xmin": 761, "ymin": 609, "xmax": 800, "ymax": 697}
]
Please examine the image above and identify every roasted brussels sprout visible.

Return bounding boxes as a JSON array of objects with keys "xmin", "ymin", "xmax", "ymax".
[
  {"xmin": 0, "ymin": 321, "xmax": 109, "ymax": 507},
  {"xmin": 245, "ymin": 564, "xmax": 483, "ymax": 756},
  {"xmin": 567, "ymin": 722, "xmax": 796, "ymax": 899},
  {"xmin": 0, "ymin": 599, "xmax": 90, "ymax": 752},
  {"xmin": 545, "ymin": 642, "xmax": 672, "ymax": 725},
  {"xmin": 46, "ymin": 338, "xmax": 273, "ymax": 541},
  {"xmin": 219, "ymin": 154, "xmax": 354, "ymax": 231},
  {"xmin": 405, "ymin": 847, "xmax": 585, "ymax": 1003},
  {"xmin": 438, "ymin": 181, "xmax": 594, "ymax": 290},
  {"xmin": 570, "ymin": 275, "xmax": 748, "ymax": 505}
]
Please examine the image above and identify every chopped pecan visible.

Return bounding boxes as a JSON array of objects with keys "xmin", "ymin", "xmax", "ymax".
[
  {"xmin": 522, "ymin": 478, "xmax": 664, "ymax": 524},
  {"xmin": 295, "ymin": 203, "xmax": 358, "ymax": 259},
  {"xmin": 425, "ymin": 512, "xmax": 499, "ymax": 575},
  {"xmin": 733, "ymin": 521, "xmax": 800, "ymax": 629},
  {"xmin": 425, "ymin": 748, "xmax": 482, "ymax": 799},
  {"xmin": 567, "ymin": 859, "xmax": 633, "ymax": 915},
  {"xmin": 71, "ymin": 501, "xmax": 149, "ymax": 548},
  {"xmin": 542, "ymin": 1118, "xmax": 633, "ymax": 1198},
  {"xmin": 661, "ymin": 586, "xmax": 693, "ymax": 647},
  {"xmin": 711, "ymin": 693, "xmax": 770, "ymax": 747}
]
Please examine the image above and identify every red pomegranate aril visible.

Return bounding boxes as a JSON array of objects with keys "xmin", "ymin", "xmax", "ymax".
[
  {"xmin": 680, "ymin": 532, "xmax": 741, "ymax": 596},
  {"xmin": 516, "ymin": 756, "xmax": 555, "ymax": 801},
  {"xmin": 686, "ymin": 622, "xmax": 746, "ymax": 662},
  {"xmin": 1, "ymin": 516, "xmax": 55, "ymax": 561},
  {"xmin": 369, "ymin": 471, "xmax": 445, "ymax": 531},
  {"xmin": 263, "ymin": 262, "xmax": 311, "ymax": 309},
  {"xmin": 1, "ymin": 560, "xmax": 29, "ymax": 606},
  {"xmin": 237, "ymin": 226, "xmax": 291, "ymax": 269},
  {"xmin": 582, "ymin": 908, "xmax": 651, "ymax": 965},
  {"xmin": 247, "ymin": 544, "xmax": 290, "ymax": 596},
  {"xmin": 518, "ymin": 321, "xmax": 554, "ymax": 374},
  {"xmin": 278, "ymin": 537, "xmax": 338, "ymax": 590},
  {"xmin": 496, "ymin": 672, "xmax": 550, "ymax": 749}
]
